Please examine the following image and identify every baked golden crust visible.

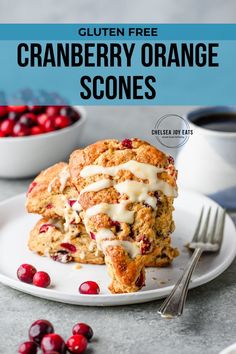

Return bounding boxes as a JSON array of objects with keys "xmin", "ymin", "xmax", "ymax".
[
  {"xmin": 28, "ymin": 218, "xmax": 104, "ymax": 264},
  {"xmin": 69, "ymin": 138, "xmax": 178, "ymax": 293}
]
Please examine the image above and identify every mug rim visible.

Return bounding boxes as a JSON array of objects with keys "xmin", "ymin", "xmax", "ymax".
[{"xmin": 185, "ymin": 106, "xmax": 236, "ymax": 138}]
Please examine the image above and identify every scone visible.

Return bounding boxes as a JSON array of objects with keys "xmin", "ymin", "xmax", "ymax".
[
  {"xmin": 69, "ymin": 138, "xmax": 178, "ymax": 293},
  {"xmin": 28, "ymin": 217, "xmax": 104, "ymax": 264}
]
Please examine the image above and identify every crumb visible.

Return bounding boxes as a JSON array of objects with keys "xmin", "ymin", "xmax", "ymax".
[
  {"xmin": 152, "ymin": 277, "xmax": 157, "ymax": 280},
  {"xmin": 74, "ymin": 264, "xmax": 82, "ymax": 270}
]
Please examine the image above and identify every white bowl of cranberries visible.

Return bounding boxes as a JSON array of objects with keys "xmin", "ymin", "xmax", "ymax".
[{"xmin": 0, "ymin": 105, "xmax": 86, "ymax": 178}]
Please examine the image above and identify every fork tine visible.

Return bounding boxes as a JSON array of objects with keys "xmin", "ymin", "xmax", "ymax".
[
  {"xmin": 209, "ymin": 207, "xmax": 219, "ymax": 244},
  {"xmin": 214, "ymin": 208, "xmax": 226, "ymax": 246},
  {"xmin": 198, "ymin": 207, "xmax": 211, "ymax": 242},
  {"xmin": 191, "ymin": 206, "xmax": 204, "ymax": 242}
]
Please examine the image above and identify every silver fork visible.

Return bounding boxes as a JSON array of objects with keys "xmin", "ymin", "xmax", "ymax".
[{"xmin": 158, "ymin": 206, "xmax": 226, "ymax": 318}]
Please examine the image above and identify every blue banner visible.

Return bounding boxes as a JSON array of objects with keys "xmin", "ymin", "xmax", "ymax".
[{"xmin": 0, "ymin": 24, "xmax": 235, "ymax": 105}]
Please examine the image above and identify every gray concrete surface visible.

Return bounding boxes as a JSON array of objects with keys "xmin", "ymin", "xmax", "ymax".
[{"xmin": 0, "ymin": 106, "xmax": 235, "ymax": 354}]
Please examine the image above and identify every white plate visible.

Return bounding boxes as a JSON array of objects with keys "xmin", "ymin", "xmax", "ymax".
[{"xmin": 0, "ymin": 191, "xmax": 235, "ymax": 306}]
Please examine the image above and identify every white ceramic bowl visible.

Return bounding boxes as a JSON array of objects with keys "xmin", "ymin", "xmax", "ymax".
[
  {"xmin": 0, "ymin": 106, "xmax": 87, "ymax": 178},
  {"xmin": 219, "ymin": 343, "xmax": 236, "ymax": 354}
]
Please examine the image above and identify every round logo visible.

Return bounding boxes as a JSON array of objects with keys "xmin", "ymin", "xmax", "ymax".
[{"xmin": 152, "ymin": 114, "xmax": 193, "ymax": 148}]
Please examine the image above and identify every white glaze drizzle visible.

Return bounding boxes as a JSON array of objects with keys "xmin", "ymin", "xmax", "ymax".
[
  {"xmin": 115, "ymin": 180, "xmax": 157, "ymax": 209},
  {"xmin": 94, "ymin": 228, "xmax": 140, "ymax": 258},
  {"xmin": 59, "ymin": 168, "xmax": 70, "ymax": 192},
  {"xmin": 47, "ymin": 167, "xmax": 70, "ymax": 193},
  {"xmin": 85, "ymin": 201, "xmax": 134, "ymax": 224},
  {"xmin": 80, "ymin": 179, "xmax": 113, "ymax": 194},
  {"xmin": 80, "ymin": 160, "xmax": 164, "ymax": 182}
]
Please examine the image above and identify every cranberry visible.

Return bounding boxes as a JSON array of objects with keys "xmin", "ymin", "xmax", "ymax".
[
  {"xmin": 17, "ymin": 264, "xmax": 37, "ymax": 284},
  {"xmin": 33, "ymin": 271, "xmax": 51, "ymax": 288},
  {"xmin": 0, "ymin": 106, "xmax": 7, "ymax": 117},
  {"xmin": 13, "ymin": 122, "xmax": 30, "ymax": 137},
  {"xmin": 60, "ymin": 107, "xmax": 80, "ymax": 122},
  {"xmin": 68, "ymin": 199, "xmax": 76, "ymax": 207},
  {"xmin": 39, "ymin": 224, "xmax": 54, "ymax": 233},
  {"xmin": 110, "ymin": 220, "xmax": 121, "ymax": 232},
  {"xmin": 41, "ymin": 334, "xmax": 66, "ymax": 354},
  {"xmin": 8, "ymin": 111, "xmax": 20, "ymax": 122},
  {"xmin": 28, "ymin": 105, "xmax": 43, "ymax": 113},
  {"xmin": 168, "ymin": 155, "xmax": 174, "ymax": 165},
  {"xmin": 66, "ymin": 334, "xmax": 87, "ymax": 354},
  {"xmin": 27, "ymin": 182, "xmax": 37, "ymax": 195},
  {"xmin": 19, "ymin": 113, "xmax": 37, "ymax": 127},
  {"xmin": 139, "ymin": 235, "xmax": 151, "ymax": 255},
  {"xmin": 51, "ymin": 250, "xmax": 72, "ymax": 263},
  {"xmin": 72, "ymin": 323, "xmax": 93, "ymax": 341},
  {"xmin": 37, "ymin": 113, "xmax": 48, "ymax": 126},
  {"xmin": 29, "ymin": 320, "xmax": 54, "ymax": 346},
  {"xmin": 135, "ymin": 271, "xmax": 145, "ymax": 288},
  {"xmin": 44, "ymin": 118, "xmax": 56, "ymax": 133},
  {"xmin": 60, "ymin": 243, "xmax": 76, "ymax": 253},
  {"xmin": 89, "ymin": 232, "xmax": 96, "ymax": 240},
  {"xmin": 79, "ymin": 281, "xmax": 100, "ymax": 295},
  {"xmin": 46, "ymin": 203, "xmax": 53, "ymax": 209},
  {"xmin": 0, "ymin": 131, "xmax": 5, "ymax": 137},
  {"xmin": 18, "ymin": 341, "xmax": 38, "ymax": 354},
  {"xmin": 0, "ymin": 119, "xmax": 14, "ymax": 135},
  {"xmin": 46, "ymin": 106, "xmax": 60, "ymax": 117},
  {"xmin": 8, "ymin": 105, "xmax": 27, "ymax": 113},
  {"xmin": 54, "ymin": 115, "xmax": 71, "ymax": 129},
  {"xmin": 31, "ymin": 126, "xmax": 45, "ymax": 135},
  {"xmin": 121, "ymin": 138, "xmax": 132, "ymax": 149}
]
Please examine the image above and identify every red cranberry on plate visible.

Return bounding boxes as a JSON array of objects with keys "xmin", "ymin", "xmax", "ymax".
[
  {"xmin": 31, "ymin": 126, "xmax": 45, "ymax": 135},
  {"xmin": 18, "ymin": 341, "xmax": 38, "ymax": 354},
  {"xmin": 79, "ymin": 281, "xmax": 100, "ymax": 295},
  {"xmin": 33, "ymin": 271, "xmax": 51, "ymax": 288},
  {"xmin": 0, "ymin": 131, "xmax": 5, "ymax": 137},
  {"xmin": 72, "ymin": 323, "xmax": 93, "ymax": 341},
  {"xmin": 66, "ymin": 334, "xmax": 88, "ymax": 354},
  {"xmin": 17, "ymin": 264, "xmax": 37, "ymax": 284},
  {"xmin": 13, "ymin": 122, "xmax": 30, "ymax": 137},
  {"xmin": 121, "ymin": 138, "xmax": 132, "ymax": 149},
  {"xmin": 29, "ymin": 319, "xmax": 54, "ymax": 345},
  {"xmin": 0, "ymin": 119, "xmax": 14, "ymax": 135},
  {"xmin": 54, "ymin": 115, "xmax": 71, "ymax": 129},
  {"xmin": 41, "ymin": 333, "xmax": 66, "ymax": 354}
]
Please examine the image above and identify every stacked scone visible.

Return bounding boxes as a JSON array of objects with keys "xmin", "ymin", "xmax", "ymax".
[{"xmin": 26, "ymin": 139, "xmax": 179, "ymax": 293}]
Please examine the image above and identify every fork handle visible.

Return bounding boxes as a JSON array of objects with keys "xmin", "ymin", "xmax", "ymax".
[{"xmin": 158, "ymin": 247, "xmax": 203, "ymax": 318}]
